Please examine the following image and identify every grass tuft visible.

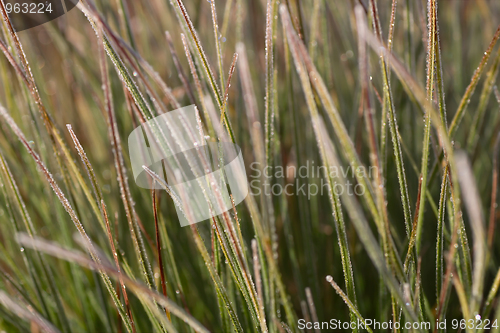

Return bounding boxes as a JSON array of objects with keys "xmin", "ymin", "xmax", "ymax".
[{"xmin": 0, "ymin": 0, "xmax": 499, "ymax": 332}]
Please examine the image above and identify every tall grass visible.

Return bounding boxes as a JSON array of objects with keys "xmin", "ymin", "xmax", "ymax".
[{"xmin": 0, "ymin": 0, "xmax": 499, "ymax": 332}]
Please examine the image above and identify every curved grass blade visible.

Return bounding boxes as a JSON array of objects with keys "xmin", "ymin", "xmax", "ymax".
[
  {"xmin": 142, "ymin": 166, "xmax": 245, "ymax": 333},
  {"xmin": 0, "ymin": 105, "xmax": 133, "ymax": 332},
  {"xmin": 0, "ymin": 151, "xmax": 72, "ymax": 332},
  {"xmin": 449, "ymin": 25, "xmax": 500, "ymax": 138},
  {"xmin": 467, "ymin": 47, "xmax": 500, "ymax": 153},
  {"xmin": 0, "ymin": 291, "xmax": 60, "ymax": 333},
  {"xmin": 94, "ymin": 24, "xmax": 156, "ymax": 292},
  {"xmin": 456, "ymin": 152, "xmax": 486, "ymax": 321},
  {"xmin": 369, "ymin": 0, "xmax": 412, "ymax": 236},
  {"xmin": 16, "ymin": 234, "xmax": 210, "ymax": 333},
  {"xmin": 326, "ymin": 276, "xmax": 374, "ymax": 333},
  {"xmin": 210, "ymin": 0, "xmax": 225, "ymax": 90},
  {"xmin": 170, "ymin": 0, "xmax": 235, "ymax": 143}
]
